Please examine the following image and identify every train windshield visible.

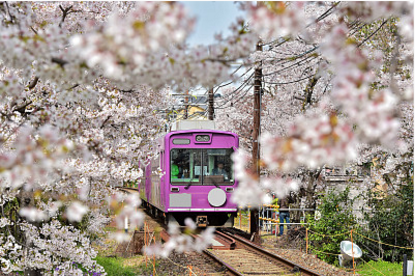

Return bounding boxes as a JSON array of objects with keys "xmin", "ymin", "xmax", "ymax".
[{"xmin": 170, "ymin": 148, "xmax": 234, "ymax": 186}]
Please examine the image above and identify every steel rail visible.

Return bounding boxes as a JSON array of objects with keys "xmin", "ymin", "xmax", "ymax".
[
  {"xmin": 159, "ymin": 225, "xmax": 323, "ymax": 275},
  {"xmin": 160, "ymin": 229, "xmax": 241, "ymax": 275},
  {"xmin": 209, "ymin": 230, "xmax": 236, "ymax": 250},
  {"xmin": 202, "ymin": 249, "xmax": 244, "ymax": 276},
  {"xmin": 116, "ymin": 187, "xmax": 139, "ymax": 193},
  {"xmin": 219, "ymin": 229, "xmax": 324, "ymax": 276}
]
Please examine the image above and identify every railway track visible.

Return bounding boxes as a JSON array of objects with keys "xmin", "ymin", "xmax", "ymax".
[
  {"xmin": 116, "ymin": 188, "xmax": 323, "ymax": 275},
  {"xmin": 160, "ymin": 228, "xmax": 323, "ymax": 276},
  {"xmin": 204, "ymin": 229, "xmax": 323, "ymax": 276},
  {"xmin": 116, "ymin": 187, "xmax": 139, "ymax": 194}
]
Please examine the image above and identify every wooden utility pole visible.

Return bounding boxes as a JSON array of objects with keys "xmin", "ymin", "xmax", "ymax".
[
  {"xmin": 250, "ymin": 40, "xmax": 262, "ymax": 243},
  {"xmin": 207, "ymin": 44, "xmax": 214, "ymax": 121},
  {"xmin": 184, "ymin": 90, "xmax": 189, "ymax": 119},
  {"xmin": 208, "ymin": 87, "xmax": 214, "ymax": 120}
]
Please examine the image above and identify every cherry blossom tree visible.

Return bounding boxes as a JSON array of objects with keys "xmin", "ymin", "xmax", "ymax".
[
  {"xmin": 0, "ymin": 2, "xmax": 176, "ymax": 274},
  {"xmin": 0, "ymin": 1, "xmax": 413, "ymax": 274},
  {"xmin": 215, "ymin": 2, "xmax": 413, "ymax": 208}
]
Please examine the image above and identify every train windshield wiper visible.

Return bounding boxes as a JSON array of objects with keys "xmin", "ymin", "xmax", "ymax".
[
  {"xmin": 210, "ymin": 178, "xmax": 220, "ymax": 188},
  {"xmin": 184, "ymin": 177, "xmax": 195, "ymax": 189}
]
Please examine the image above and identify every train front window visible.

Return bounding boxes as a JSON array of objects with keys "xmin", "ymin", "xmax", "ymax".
[
  {"xmin": 170, "ymin": 148, "xmax": 234, "ymax": 186},
  {"xmin": 170, "ymin": 149, "xmax": 202, "ymax": 184},
  {"xmin": 203, "ymin": 149, "xmax": 234, "ymax": 185}
]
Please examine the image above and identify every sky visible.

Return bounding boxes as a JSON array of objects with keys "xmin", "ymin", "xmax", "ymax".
[{"xmin": 181, "ymin": 1, "xmax": 246, "ymax": 46}]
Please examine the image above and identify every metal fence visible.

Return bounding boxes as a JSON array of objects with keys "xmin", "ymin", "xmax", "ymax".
[
  {"xmin": 234, "ymin": 205, "xmax": 316, "ymax": 237},
  {"xmin": 259, "ymin": 205, "xmax": 315, "ymax": 237}
]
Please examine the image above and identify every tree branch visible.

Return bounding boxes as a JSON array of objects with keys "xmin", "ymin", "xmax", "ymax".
[
  {"xmin": 68, "ymin": 84, "xmax": 80, "ymax": 90},
  {"xmin": 300, "ymin": 70, "xmax": 321, "ymax": 111},
  {"xmin": 120, "ymin": 89, "xmax": 134, "ymax": 93},
  {"xmin": 3, "ymin": 2, "xmax": 14, "ymax": 23},
  {"xmin": 294, "ymin": 96, "xmax": 306, "ymax": 101},
  {"xmin": 305, "ymin": 75, "xmax": 320, "ymax": 104},
  {"xmin": 59, "ymin": 5, "xmax": 73, "ymax": 28},
  {"xmin": 101, "ymin": 115, "xmax": 112, "ymax": 129},
  {"xmin": 13, "ymin": 101, "xmax": 33, "ymax": 115},
  {"xmin": 30, "ymin": 26, "xmax": 38, "ymax": 35},
  {"xmin": 357, "ymin": 19, "xmax": 389, "ymax": 48},
  {"xmin": 51, "ymin": 57, "xmax": 68, "ymax": 67},
  {"xmin": 28, "ymin": 76, "xmax": 39, "ymax": 90}
]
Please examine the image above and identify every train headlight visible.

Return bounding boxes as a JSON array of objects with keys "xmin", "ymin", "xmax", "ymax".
[
  {"xmin": 208, "ymin": 188, "xmax": 227, "ymax": 207},
  {"xmin": 195, "ymin": 135, "xmax": 210, "ymax": 142}
]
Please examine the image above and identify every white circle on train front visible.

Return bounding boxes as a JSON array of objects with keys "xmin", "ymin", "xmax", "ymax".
[{"xmin": 208, "ymin": 188, "xmax": 227, "ymax": 207}]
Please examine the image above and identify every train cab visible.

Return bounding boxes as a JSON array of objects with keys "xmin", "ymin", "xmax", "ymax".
[{"xmin": 140, "ymin": 120, "xmax": 239, "ymax": 227}]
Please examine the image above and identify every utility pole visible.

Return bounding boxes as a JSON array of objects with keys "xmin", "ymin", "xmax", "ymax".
[
  {"xmin": 208, "ymin": 44, "xmax": 214, "ymax": 121},
  {"xmin": 208, "ymin": 87, "xmax": 214, "ymax": 120},
  {"xmin": 184, "ymin": 90, "xmax": 189, "ymax": 119},
  {"xmin": 250, "ymin": 40, "xmax": 262, "ymax": 243}
]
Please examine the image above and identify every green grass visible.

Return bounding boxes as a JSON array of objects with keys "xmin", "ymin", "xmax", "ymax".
[
  {"xmin": 356, "ymin": 260, "xmax": 404, "ymax": 276},
  {"xmin": 96, "ymin": 255, "xmax": 161, "ymax": 276},
  {"xmin": 95, "ymin": 256, "xmax": 139, "ymax": 276}
]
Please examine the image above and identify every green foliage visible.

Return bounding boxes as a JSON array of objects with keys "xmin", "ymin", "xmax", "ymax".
[
  {"xmin": 307, "ymin": 187, "xmax": 359, "ymax": 264},
  {"xmin": 356, "ymin": 260, "xmax": 403, "ymax": 276},
  {"xmin": 361, "ymin": 178, "xmax": 413, "ymax": 262},
  {"xmin": 124, "ymin": 180, "xmax": 139, "ymax": 188}
]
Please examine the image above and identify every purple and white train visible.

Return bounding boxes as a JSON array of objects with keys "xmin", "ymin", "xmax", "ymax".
[{"xmin": 140, "ymin": 121, "xmax": 239, "ymax": 227}]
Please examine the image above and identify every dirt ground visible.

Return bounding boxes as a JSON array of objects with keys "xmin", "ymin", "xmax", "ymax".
[
  {"xmin": 263, "ymin": 233, "xmax": 355, "ymax": 276},
  {"xmin": 98, "ymin": 210, "xmax": 356, "ymax": 276}
]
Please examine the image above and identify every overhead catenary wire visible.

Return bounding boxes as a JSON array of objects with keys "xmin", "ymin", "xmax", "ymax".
[
  {"xmin": 177, "ymin": 4, "xmax": 344, "ymax": 114},
  {"xmin": 215, "ymin": 84, "xmax": 254, "ymax": 110},
  {"xmin": 264, "ymin": 2, "xmax": 339, "ymax": 49},
  {"xmin": 213, "ymin": 67, "xmax": 254, "ymax": 94},
  {"xmin": 262, "ymin": 55, "xmax": 320, "ymax": 77},
  {"xmin": 267, "ymin": 45, "xmax": 319, "ymax": 64},
  {"xmin": 311, "ymin": 2, "xmax": 339, "ymax": 25},
  {"xmin": 170, "ymin": 2, "xmax": 389, "ymax": 121},
  {"xmin": 214, "ymin": 72, "xmax": 255, "ymax": 108},
  {"xmin": 215, "ymin": 78, "xmax": 253, "ymax": 106},
  {"xmin": 262, "ymin": 74, "xmax": 315, "ymax": 85}
]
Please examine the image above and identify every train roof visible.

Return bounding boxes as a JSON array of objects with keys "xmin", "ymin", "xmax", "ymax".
[
  {"xmin": 168, "ymin": 120, "xmax": 237, "ymax": 136},
  {"xmin": 170, "ymin": 120, "xmax": 216, "ymax": 131}
]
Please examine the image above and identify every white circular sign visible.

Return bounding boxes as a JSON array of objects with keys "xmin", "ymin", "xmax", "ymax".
[{"xmin": 208, "ymin": 188, "xmax": 227, "ymax": 207}]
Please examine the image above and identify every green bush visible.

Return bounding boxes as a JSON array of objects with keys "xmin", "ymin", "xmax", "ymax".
[
  {"xmin": 307, "ymin": 187, "xmax": 360, "ymax": 264},
  {"xmin": 361, "ymin": 180, "xmax": 413, "ymax": 262}
]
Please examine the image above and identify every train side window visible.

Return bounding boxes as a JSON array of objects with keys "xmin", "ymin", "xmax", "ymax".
[
  {"xmin": 160, "ymin": 150, "xmax": 165, "ymax": 171},
  {"xmin": 151, "ymin": 154, "xmax": 160, "ymax": 171}
]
